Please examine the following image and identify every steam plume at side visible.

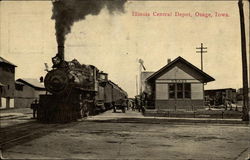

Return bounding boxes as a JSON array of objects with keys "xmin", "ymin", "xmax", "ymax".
[{"xmin": 51, "ymin": 0, "xmax": 127, "ymax": 47}]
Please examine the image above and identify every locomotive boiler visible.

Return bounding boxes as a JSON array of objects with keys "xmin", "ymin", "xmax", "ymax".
[{"xmin": 45, "ymin": 57, "xmax": 98, "ymax": 95}]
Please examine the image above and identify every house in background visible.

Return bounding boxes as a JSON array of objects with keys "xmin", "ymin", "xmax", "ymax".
[
  {"xmin": 146, "ymin": 56, "xmax": 215, "ymax": 111},
  {"xmin": 236, "ymin": 88, "xmax": 250, "ymax": 101},
  {"xmin": 15, "ymin": 78, "xmax": 46, "ymax": 108},
  {"xmin": 141, "ymin": 71, "xmax": 154, "ymax": 93},
  {"xmin": 0, "ymin": 57, "xmax": 16, "ymax": 109},
  {"xmin": 140, "ymin": 71, "xmax": 154, "ymax": 107}
]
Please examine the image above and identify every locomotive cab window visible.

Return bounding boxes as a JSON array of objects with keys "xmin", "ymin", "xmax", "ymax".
[{"xmin": 99, "ymin": 74, "xmax": 105, "ymax": 80}]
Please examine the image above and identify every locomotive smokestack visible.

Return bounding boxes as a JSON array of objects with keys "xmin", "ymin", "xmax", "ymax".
[{"xmin": 58, "ymin": 45, "xmax": 64, "ymax": 60}]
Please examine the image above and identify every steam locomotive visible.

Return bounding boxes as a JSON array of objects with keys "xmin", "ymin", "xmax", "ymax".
[{"xmin": 37, "ymin": 48, "xmax": 127, "ymax": 123}]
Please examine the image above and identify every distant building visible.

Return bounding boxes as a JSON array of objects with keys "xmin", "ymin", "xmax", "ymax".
[
  {"xmin": 141, "ymin": 71, "xmax": 154, "ymax": 93},
  {"xmin": 205, "ymin": 88, "xmax": 236, "ymax": 106},
  {"xmin": 146, "ymin": 56, "xmax": 215, "ymax": 111},
  {"xmin": 140, "ymin": 71, "xmax": 154, "ymax": 107},
  {"xmin": 15, "ymin": 78, "xmax": 46, "ymax": 108},
  {"xmin": 0, "ymin": 57, "xmax": 17, "ymax": 109},
  {"xmin": 236, "ymin": 88, "xmax": 250, "ymax": 101}
]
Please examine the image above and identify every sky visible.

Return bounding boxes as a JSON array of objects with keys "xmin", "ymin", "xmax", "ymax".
[{"xmin": 0, "ymin": 0, "xmax": 249, "ymax": 97}]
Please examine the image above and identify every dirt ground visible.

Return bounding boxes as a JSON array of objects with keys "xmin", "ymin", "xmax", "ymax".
[
  {"xmin": 0, "ymin": 108, "xmax": 34, "ymax": 127},
  {"xmin": 2, "ymin": 110, "xmax": 249, "ymax": 160}
]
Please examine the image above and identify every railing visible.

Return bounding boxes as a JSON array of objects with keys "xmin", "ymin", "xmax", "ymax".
[{"xmin": 143, "ymin": 109, "xmax": 242, "ymax": 119}]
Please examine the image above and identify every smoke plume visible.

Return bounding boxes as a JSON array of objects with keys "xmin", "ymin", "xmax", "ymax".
[{"xmin": 52, "ymin": 0, "xmax": 127, "ymax": 47}]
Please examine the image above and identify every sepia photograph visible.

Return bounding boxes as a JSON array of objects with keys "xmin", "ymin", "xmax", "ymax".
[{"xmin": 0, "ymin": 0, "xmax": 249, "ymax": 159}]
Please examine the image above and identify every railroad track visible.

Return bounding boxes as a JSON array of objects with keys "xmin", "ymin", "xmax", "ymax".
[
  {"xmin": 0, "ymin": 121, "xmax": 36, "ymax": 134},
  {"xmin": 0, "ymin": 122, "xmax": 59, "ymax": 150},
  {"xmin": 0, "ymin": 120, "xmax": 80, "ymax": 150}
]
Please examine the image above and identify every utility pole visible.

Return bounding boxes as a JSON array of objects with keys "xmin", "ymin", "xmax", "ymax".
[
  {"xmin": 139, "ymin": 61, "xmax": 142, "ymax": 95},
  {"xmin": 196, "ymin": 43, "xmax": 207, "ymax": 71},
  {"xmin": 138, "ymin": 59, "xmax": 146, "ymax": 95},
  {"xmin": 196, "ymin": 43, "xmax": 207, "ymax": 109},
  {"xmin": 136, "ymin": 75, "xmax": 138, "ymax": 96},
  {"xmin": 238, "ymin": 0, "xmax": 249, "ymax": 121}
]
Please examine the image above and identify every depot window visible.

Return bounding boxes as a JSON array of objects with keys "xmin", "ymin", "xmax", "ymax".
[{"xmin": 168, "ymin": 83, "xmax": 191, "ymax": 99}]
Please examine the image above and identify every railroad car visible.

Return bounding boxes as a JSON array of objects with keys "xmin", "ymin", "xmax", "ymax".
[
  {"xmin": 99, "ymin": 80, "xmax": 128, "ymax": 112},
  {"xmin": 110, "ymin": 81, "xmax": 128, "ymax": 113}
]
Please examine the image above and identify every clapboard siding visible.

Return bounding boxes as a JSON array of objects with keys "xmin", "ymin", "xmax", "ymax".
[
  {"xmin": 158, "ymin": 66, "xmax": 194, "ymax": 80},
  {"xmin": 156, "ymin": 83, "xmax": 168, "ymax": 100},
  {"xmin": 191, "ymin": 83, "xmax": 203, "ymax": 100}
]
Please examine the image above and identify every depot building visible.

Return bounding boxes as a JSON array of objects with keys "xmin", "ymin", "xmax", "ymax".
[{"xmin": 145, "ymin": 56, "xmax": 215, "ymax": 110}]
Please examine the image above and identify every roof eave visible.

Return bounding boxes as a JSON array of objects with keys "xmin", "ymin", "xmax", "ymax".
[
  {"xmin": 16, "ymin": 79, "xmax": 45, "ymax": 90},
  {"xmin": 204, "ymin": 78, "xmax": 215, "ymax": 83},
  {"xmin": 0, "ymin": 62, "xmax": 17, "ymax": 67}
]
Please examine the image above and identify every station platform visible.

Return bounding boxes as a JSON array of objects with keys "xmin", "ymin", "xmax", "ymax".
[{"xmin": 0, "ymin": 108, "xmax": 248, "ymax": 129}]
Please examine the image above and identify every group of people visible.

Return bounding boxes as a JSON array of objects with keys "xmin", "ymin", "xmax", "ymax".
[
  {"xmin": 130, "ymin": 97, "xmax": 145, "ymax": 113},
  {"xmin": 111, "ymin": 97, "xmax": 146, "ymax": 113}
]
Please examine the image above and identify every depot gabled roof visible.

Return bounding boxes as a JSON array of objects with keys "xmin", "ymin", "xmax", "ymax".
[
  {"xmin": 146, "ymin": 56, "xmax": 215, "ymax": 83},
  {"xmin": 0, "ymin": 57, "xmax": 17, "ymax": 67}
]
